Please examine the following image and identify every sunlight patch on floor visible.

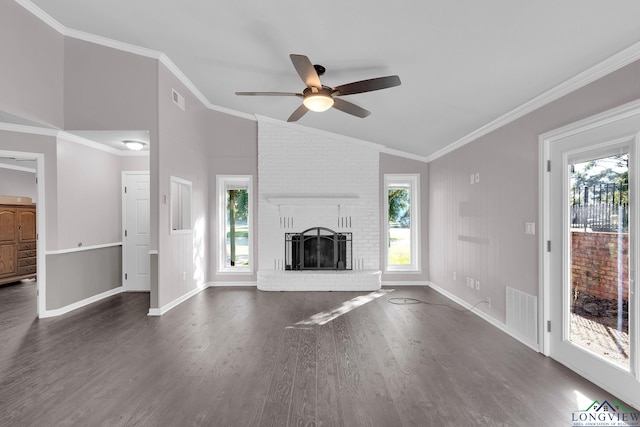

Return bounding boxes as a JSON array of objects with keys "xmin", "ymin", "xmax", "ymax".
[{"xmin": 287, "ymin": 289, "xmax": 394, "ymax": 329}]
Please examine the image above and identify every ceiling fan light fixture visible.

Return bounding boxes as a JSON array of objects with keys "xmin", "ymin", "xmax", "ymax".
[
  {"xmin": 123, "ymin": 140, "xmax": 146, "ymax": 151},
  {"xmin": 303, "ymin": 94, "xmax": 334, "ymax": 112}
]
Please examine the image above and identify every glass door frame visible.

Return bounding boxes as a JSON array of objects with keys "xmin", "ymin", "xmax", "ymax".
[
  {"xmin": 540, "ymin": 99, "xmax": 640, "ymax": 409},
  {"xmin": 561, "ymin": 140, "xmax": 632, "ymax": 367}
]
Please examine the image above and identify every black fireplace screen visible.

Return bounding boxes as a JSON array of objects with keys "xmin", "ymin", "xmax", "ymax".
[{"xmin": 285, "ymin": 227, "xmax": 352, "ymax": 270}]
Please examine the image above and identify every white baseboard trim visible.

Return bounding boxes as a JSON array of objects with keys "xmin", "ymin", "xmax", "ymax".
[
  {"xmin": 207, "ymin": 281, "xmax": 257, "ymax": 287},
  {"xmin": 427, "ymin": 281, "xmax": 540, "ymax": 352},
  {"xmin": 382, "ymin": 280, "xmax": 429, "ymax": 287},
  {"xmin": 147, "ymin": 286, "xmax": 205, "ymax": 316},
  {"xmin": 207, "ymin": 280, "xmax": 428, "ymax": 288},
  {"xmin": 40, "ymin": 286, "xmax": 124, "ymax": 318}
]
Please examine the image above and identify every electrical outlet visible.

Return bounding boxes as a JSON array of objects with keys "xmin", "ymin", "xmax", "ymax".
[
  {"xmin": 453, "ymin": 271, "xmax": 456, "ymax": 280},
  {"xmin": 486, "ymin": 297, "xmax": 491, "ymax": 307},
  {"xmin": 475, "ymin": 172, "xmax": 480, "ymax": 183},
  {"xmin": 182, "ymin": 271, "xmax": 186, "ymax": 280},
  {"xmin": 475, "ymin": 280, "xmax": 480, "ymax": 291}
]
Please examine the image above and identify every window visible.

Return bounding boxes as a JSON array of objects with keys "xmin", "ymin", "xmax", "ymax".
[
  {"xmin": 385, "ymin": 174, "xmax": 420, "ymax": 272},
  {"xmin": 170, "ymin": 176, "xmax": 192, "ymax": 233},
  {"xmin": 217, "ymin": 175, "xmax": 253, "ymax": 273}
]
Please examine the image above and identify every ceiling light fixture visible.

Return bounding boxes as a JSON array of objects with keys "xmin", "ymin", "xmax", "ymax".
[
  {"xmin": 123, "ymin": 140, "xmax": 146, "ymax": 151},
  {"xmin": 303, "ymin": 93, "xmax": 334, "ymax": 112},
  {"xmin": 302, "ymin": 87, "xmax": 334, "ymax": 112}
]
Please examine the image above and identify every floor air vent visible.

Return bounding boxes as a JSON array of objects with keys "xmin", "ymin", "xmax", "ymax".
[{"xmin": 506, "ymin": 286, "xmax": 538, "ymax": 348}]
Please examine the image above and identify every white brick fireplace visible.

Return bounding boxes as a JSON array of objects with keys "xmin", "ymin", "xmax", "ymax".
[{"xmin": 257, "ymin": 117, "xmax": 381, "ymax": 291}]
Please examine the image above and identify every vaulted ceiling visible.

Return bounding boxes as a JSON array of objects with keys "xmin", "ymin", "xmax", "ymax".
[{"xmin": 28, "ymin": 0, "xmax": 640, "ymax": 157}]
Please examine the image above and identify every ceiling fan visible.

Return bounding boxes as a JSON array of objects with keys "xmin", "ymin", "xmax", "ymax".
[{"xmin": 236, "ymin": 54, "xmax": 401, "ymax": 122}]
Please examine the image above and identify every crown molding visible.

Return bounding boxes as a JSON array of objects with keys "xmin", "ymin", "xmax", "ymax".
[
  {"xmin": 58, "ymin": 131, "xmax": 150, "ymax": 157},
  {"xmin": 17, "ymin": 1, "xmax": 640, "ymax": 164},
  {"xmin": 427, "ymin": 40, "xmax": 640, "ymax": 162},
  {"xmin": 0, "ymin": 121, "xmax": 58, "ymax": 137},
  {"xmin": 207, "ymin": 103, "xmax": 256, "ymax": 121},
  {"xmin": 17, "ymin": 1, "xmax": 253, "ymax": 122},
  {"xmin": 15, "ymin": 0, "xmax": 66, "ymax": 33},
  {"xmin": 0, "ymin": 122, "xmax": 149, "ymax": 156},
  {"xmin": 57, "ymin": 131, "xmax": 121, "ymax": 155},
  {"xmin": 157, "ymin": 55, "xmax": 256, "ymax": 121},
  {"xmin": 64, "ymin": 28, "xmax": 162, "ymax": 60},
  {"xmin": 158, "ymin": 54, "xmax": 210, "ymax": 108},
  {"xmin": 379, "ymin": 146, "xmax": 429, "ymax": 163},
  {"xmin": 0, "ymin": 162, "xmax": 36, "ymax": 173},
  {"xmin": 16, "ymin": 0, "xmax": 161, "ymax": 59}
]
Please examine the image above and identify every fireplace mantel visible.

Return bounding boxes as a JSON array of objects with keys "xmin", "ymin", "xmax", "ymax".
[{"xmin": 264, "ymin": 193, "xmax": 360, "ymax": 206}]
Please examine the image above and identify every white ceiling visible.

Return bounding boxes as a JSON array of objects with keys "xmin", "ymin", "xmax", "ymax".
[{"xmin": 26, "ymin": 0, "xmax": 640, "ymax": 157}]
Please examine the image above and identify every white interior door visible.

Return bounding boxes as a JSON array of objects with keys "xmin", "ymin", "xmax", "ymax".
[
  {"xmin": 123, "ymin": 172, "xmax": 150, "ymax": 291},
  {"xmin": 548, "ymin": 114, "xmax": 640, "ymax": 409}
]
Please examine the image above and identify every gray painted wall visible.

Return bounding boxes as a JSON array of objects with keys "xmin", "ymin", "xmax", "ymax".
[
  {"xmin": 428, "ymin": 59, "xmax": 640, "ymax": 324},
  {"xmin": 380, "ymin": 153, "xmax": 430, "ymax": 282},
  {"xmin": 0, "ymin": 167, "xmax": 37, "ymax": 202},
  {"xmin": 63, "ymin": 36, "xmax": 159, "ymax": 252},
  {"xmin": 120, "ymin": 155, "xmax": 149, "ymax": 172},
  {"xmin": 0, "ymin": 1, "xmax": 64, "ymax": 128},
  {"xmin": 46, "ymin": 246, "xmax": 122, "ymax": 310},
  {"xmin": 156, "ymin": 63, "xmax": 210, "ymax": 307},
  {"xmin": 207, "ymin": 112, "xmax": 258, "ymax": 283},
  {"xmin": 63, "ymin": 38, "xmax": 158, "ymax": 132},
  {"xmin": 56, "ymin": 137, "xmax": 122, "ymax": 249}
]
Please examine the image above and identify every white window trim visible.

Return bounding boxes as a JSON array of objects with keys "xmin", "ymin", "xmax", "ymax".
[
  {"xmin": 384, "ymin": 174, "xmax": 421, "ymax": 273},
  {"xmin": 217, "ymin": 175, "xmax": 254, "ymax": 274}
]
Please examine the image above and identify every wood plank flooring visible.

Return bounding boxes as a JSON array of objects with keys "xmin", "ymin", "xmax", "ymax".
[{"xmin": 0, "ymin": 281, "xmax": 635, "ymax": 426}]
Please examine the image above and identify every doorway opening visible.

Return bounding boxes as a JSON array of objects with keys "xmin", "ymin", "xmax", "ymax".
[
  {"xmin": 569, "ymin": 153, "xmax": 629, "ymax": 368},
  {"xmin": 540, "ymin": 99, "xmax": 640, "ymax": 410},
  {"xmin": 0, "ymin": 150, "xmax": 46, "ymax": 317}
]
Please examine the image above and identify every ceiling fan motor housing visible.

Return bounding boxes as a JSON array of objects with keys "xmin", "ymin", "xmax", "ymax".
[{"xmin": 303, "ymin": 86, "xmax": 333, "ymax": 97}]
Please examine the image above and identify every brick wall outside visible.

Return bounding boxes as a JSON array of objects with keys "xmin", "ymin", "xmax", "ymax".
[{"xmin": 571, "ymin": 231, "xmax": 628, "ymax": 302}]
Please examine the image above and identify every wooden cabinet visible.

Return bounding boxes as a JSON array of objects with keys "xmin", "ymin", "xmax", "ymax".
[{"xmin": 0, "ymin": 204, "xmax": 37, "ymax": 285}]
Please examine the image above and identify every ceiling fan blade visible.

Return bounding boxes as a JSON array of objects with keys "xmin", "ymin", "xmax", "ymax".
[
  {"xmin": 333, "ymin": 75, "xmax": 401, "ymax": 96},
  {"xmin": 235, "ymin": 91, "xmax": 301, "ymax": 97},
  {"xmin": 287, "ymin": 104, "xmax": 309, "ymax": 122},
  {"xmin": 290, "ymin": 54, "xmax": 322, "ymax": 89},
  {"xmin": 332, "ymin": 98, "xmax": 371, "ymax": 118}
]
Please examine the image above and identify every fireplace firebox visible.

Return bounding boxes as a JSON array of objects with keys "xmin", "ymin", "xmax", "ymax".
[{"xmin": 285, "ymin": 227, "xmax": 352, "ymax": 270}]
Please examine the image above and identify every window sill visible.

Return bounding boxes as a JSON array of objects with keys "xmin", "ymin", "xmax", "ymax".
[
  {"xmin": 217, "ymin": 268, "xmax": 254, "ymax": 275},
  {"xmin": 384, "ymin": 268, "xmax": 422, "ymax": 274},
  {"xmin": 170, "ymin": 229, "xmax": 192, "ymax": 235}
]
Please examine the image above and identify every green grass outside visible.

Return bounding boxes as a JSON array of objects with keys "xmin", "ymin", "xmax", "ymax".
[{"xmin": 388, "ymin": 228, "xmax": 411, "ymax": 265}]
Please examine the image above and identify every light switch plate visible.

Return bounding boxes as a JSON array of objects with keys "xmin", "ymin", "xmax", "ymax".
[{"xmin": 525, "ymin": 222, "xmax": 536, "ymax": 235}]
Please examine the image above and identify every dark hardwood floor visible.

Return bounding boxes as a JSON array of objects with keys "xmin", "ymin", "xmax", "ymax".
[{"xmin": 0, "ymin": 281, "xmax": 634, "ymax": 426}]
